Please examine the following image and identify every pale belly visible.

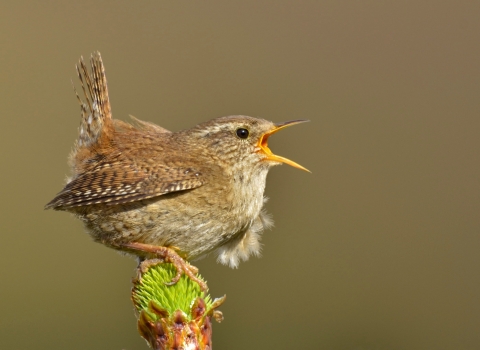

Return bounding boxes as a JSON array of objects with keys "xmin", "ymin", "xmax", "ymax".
[{"xmin": 74, "ymin": 186, "xmax": 264, "ymax": 260}]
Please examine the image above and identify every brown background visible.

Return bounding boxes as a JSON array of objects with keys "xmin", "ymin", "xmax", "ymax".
[{"xmin": 1, "ymin": 1, "xmax": 479, "ymax": 349}]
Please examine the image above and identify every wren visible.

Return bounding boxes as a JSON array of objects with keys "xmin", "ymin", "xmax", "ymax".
[{"xmin": 46, "ymin": 52, "xmax": 309, "ymax": 290}]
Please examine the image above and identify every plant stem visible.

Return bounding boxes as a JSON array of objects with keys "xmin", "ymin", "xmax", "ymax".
[{"xmin": 131, "ymin": 263, "xmax": 226, "ymax": 349}]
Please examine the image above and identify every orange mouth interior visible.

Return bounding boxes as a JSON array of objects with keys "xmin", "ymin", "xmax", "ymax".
[{"xmin": 257, "ymin": 120, "xmax": 310, "ymax": 172}]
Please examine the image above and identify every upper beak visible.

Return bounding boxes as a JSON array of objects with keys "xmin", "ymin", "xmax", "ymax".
[{"xmin": 257, "ymin": 119, "xmax": 311, "ymax": 172}]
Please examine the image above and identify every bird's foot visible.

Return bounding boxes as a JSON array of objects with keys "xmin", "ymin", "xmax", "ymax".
[{"xmin": 122, "ymin": 242, "xmax": 207, "ymax": 291}]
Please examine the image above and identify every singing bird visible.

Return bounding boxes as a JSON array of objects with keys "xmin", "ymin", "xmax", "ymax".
[{"xmin": 46, "ymin": 52, "xmax": 309, "ymax": 289}]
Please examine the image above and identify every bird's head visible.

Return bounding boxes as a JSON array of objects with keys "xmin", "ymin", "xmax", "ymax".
[{"xmin": 189, "ymin": 115, "xmax": 310, "ymax": 174}]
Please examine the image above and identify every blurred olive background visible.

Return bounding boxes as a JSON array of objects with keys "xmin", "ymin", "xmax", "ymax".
[{"xmin": 1, "ymin": 1, "xmax": 479, "ymax": 349}]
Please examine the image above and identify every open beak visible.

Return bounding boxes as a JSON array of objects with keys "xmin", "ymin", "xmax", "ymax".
[{"xmin": 257, "ymin": 119, "xmax": 311, "ymax": 172}]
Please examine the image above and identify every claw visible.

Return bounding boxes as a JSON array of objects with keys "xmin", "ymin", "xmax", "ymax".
[
  {"xmin": 139, "ymin": 258, "xmax": 164, "ymax": 274},
  {"xmin": 122, "ymin": 242, "xmax": 208, "ymax": 291}
]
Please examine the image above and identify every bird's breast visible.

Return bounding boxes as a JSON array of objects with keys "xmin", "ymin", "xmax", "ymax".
[{"xmin": 226, "ymin": 168, "xmax": 269, "ymax": 227}]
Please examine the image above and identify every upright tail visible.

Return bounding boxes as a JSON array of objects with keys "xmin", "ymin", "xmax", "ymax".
[{"xmin": 74, "ymin": 52, "xmax": 113, "ymax": 147}]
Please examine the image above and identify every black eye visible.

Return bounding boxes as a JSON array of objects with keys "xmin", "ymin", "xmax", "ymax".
[{"xmin": 236, "ymin": 128, "xmax": 249, "ymax": 139}]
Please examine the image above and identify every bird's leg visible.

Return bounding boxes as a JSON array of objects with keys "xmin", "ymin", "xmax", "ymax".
[{"xmin": 121, "ymin": 242, "xmax": 207, "ymax": 291}]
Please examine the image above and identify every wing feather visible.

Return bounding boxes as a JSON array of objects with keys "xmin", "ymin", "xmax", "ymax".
[{"xmin": 45, "ymin": 162, "xmax": 204, "ymax": 209}]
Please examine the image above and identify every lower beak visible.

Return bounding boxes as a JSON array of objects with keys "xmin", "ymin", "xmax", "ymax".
[{"xmin": 257, "ymin": 120, "xmax": 310, "ymax": 172}]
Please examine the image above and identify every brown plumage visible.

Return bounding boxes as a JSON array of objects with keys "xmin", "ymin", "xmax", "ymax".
[
  {"xmin": 47, "ymin": 53, "xmax": 203, "ymax": 209},
  {"xmin": 46, "ymin": 52, "xmax": 308, "ymax": 289}
]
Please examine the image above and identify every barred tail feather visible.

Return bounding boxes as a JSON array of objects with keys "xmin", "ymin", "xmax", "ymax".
[{"xmin": 74, "ymin": 52, "xmax": 113, "ymax": 148}]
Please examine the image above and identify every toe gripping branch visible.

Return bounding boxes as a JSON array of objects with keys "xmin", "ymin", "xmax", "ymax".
[{"xmin": 122, "ymin": 242, "xmax": 208, "ymax": 291}]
